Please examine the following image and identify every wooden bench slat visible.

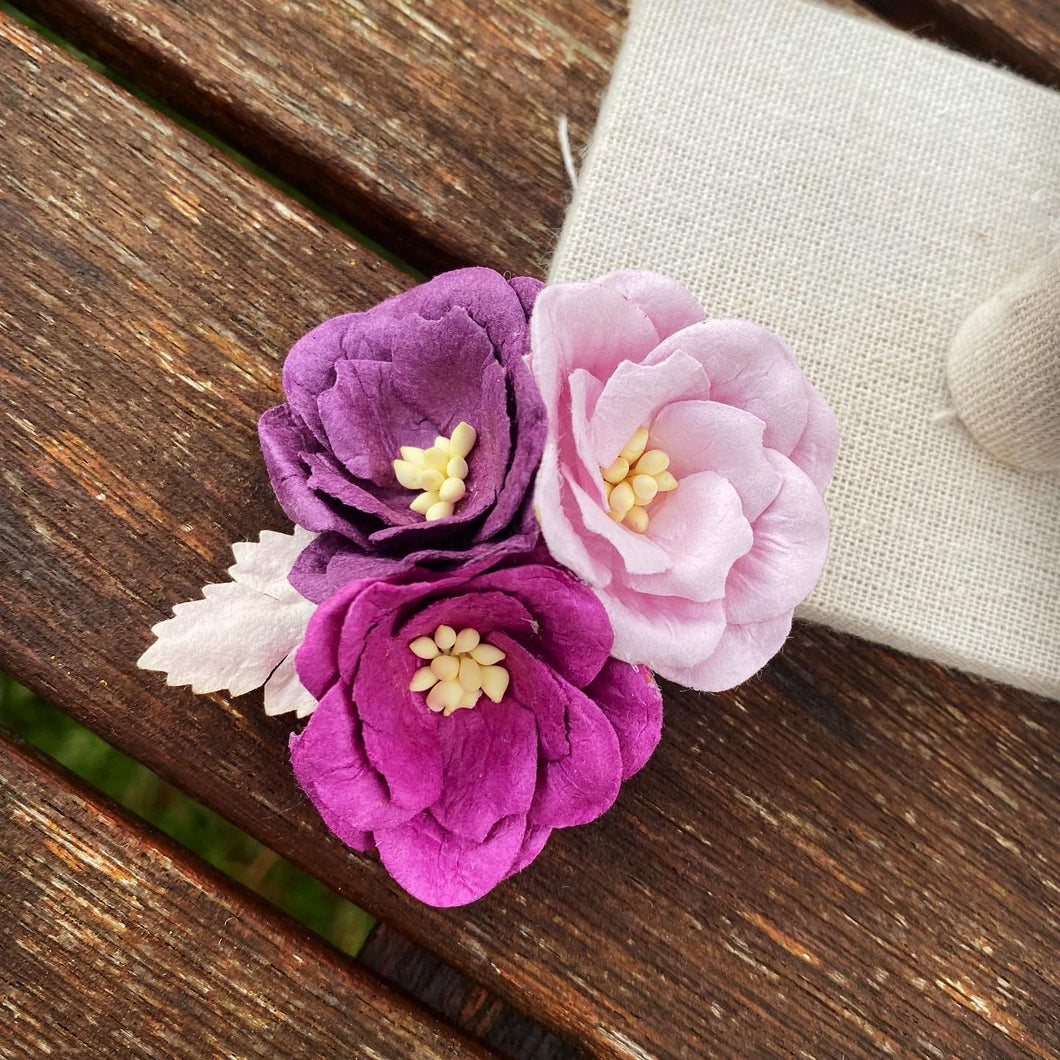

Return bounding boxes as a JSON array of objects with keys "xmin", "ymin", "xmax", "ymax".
[
  {"xmin": 2, "ymin": 12, "xmax": 1058, "ymax": 1059},
  {"xmin": 360, "ymin": 925, "xmax": 576, "ymax": 1060},
  {"xmin": 15, "ymin": 0, "xmax": 1059, "ymax": 282},
  {"xmin": 0, "ymin": 15, "xmax": 587, "ymax": 1054},
  {"xmin": 0, "ymin": 732, "xmax": 494, "ymax": 1059},
  {"xmin": 864, "ymin": 0, "xmax": 1060, "ymax": 88},
  {"xmin": 14, "ymin": 0, "xmax": 625, "ymax": 277}
]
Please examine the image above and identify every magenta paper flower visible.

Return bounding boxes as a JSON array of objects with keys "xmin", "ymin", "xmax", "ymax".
[
  {"xmin": 290, "ymin": 557, "xmax": 663, "ymax": 907},
  {"xmin": 530, "ymin": 271, "xmax": 838, "ymax": 692},
  {"xmin": 259, "ymin": 268, "xmax": 547, "ymax": 602}
]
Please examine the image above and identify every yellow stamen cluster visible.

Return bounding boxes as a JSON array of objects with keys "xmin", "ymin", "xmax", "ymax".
[
  {"xmin": 393, "ymin": 421, "xmax": 477, "ymax": 522},
  {"xmin": 408, "ymin": 624, "xmax": 510, "ymax": 716},
  {"xmin": 601, "ymin": 426, "xmax": 678, "ymax": 533}
]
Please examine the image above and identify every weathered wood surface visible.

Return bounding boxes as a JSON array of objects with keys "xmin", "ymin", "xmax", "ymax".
[
  {"xmin": 0, "ymin": 733, "xmax": 494, "ymax": 1060},
  {"xmin": 863, "ymin": 0, "xmax": 1060, "ymax": 87},
  {"xmin": 0, "ymin": 16, "xmax": 572, "ymax": 1057},
  {"xmin": 15, "ymin": 0, "xmax": 625, "ymax": 277},
  {"xmin": 15, "ymin": 0, "xmax": 1060, "ymax": 286},
  {"xmin": 2, "ymin": 6, "xmax": 1060, "ymax": 1060},
  {"xmin": 360, "ymin": 924, "xmax": 577, "ymax": 1060}
]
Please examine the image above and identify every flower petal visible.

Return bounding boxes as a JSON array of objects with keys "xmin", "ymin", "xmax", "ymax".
[
  {"xmin": 477, "ymin": 351, "xmax": 548, "ymax": 542},
  {"xmin": 289, "ymin": 534, "xmax": 412, "ymax": 604},
  {"xmin": 404, "ymin": 589, "xmax": 537, "ymax": 651},
  {"xmin": 596, "ymin": 270, "xmax": 706, "ymax": 340},
  {"xmin": 787, "ymin": 380, "xmax": 840, "ymax": 491},
  {"xmin": 290, "ymin": 525, "xmax": 543, "ymax": 604},
  {"xmin": 535, "ymin": 448, "xmax": 615, "ymax": 587},
  {"xmin": 280, "ymin": 312, "xmax": 362, "ymax": 445},
  {"xmin": 389, "ymin": 306, "xmax": 501, "ymax": 430},
  {"xmin": 529, "ymin": 682, "xmax": 622, "ymax": 829},
  {"xmin": 665, "ymin": 612, "xmax": 794, "ymax": 692},
  {"xmin": 530, "ymin": 281, "xmax": 661, "ymax": 382},
  {"xmin": 484, "ymin": 635, "xmax": 570, "ymax": 762},
  {"xmin": 588, "ymin": 350, "xmax": 711, "ymax": 468},
  {"xmin": 504, "ymin": 821, "xmax": 553, "ymax": 879},
  {"xmin": 371, "ymin": 267, "xmax": 533, "ymax": 360},
  {"xmin": 316, "ymin": 358, "xmax": 404, "ymax": 483},
  {"xmin": 290, "ymin": 684, "xmax": 423, "ymax": 831},
  {"xmin": 375, "ymin": 811, "xmax": 528, "ymax": 907},
  {"xmin": 568, "ymin": 474, "xmax": 672, "ymax": 576},
  {"xmin": 304, "ymin": 449, "xmax": 410, "ymax": 526},
  {"xmin": 471, "ymin": 563, "xmax": 613, "ymax": 687},
  {"xmin": 382, "ymin": 308, "xmax": 517, "ymax": 532},
  {"xmin": 353, "ymin": 624, "xmax": 445, "ymax": 812},
  {"xmin": 295, "ymin": 582, "xmax": 359, "ymax": 697},
  {"xmin": 723, "ymin": 451, "xmax": 830, "ymax": 625},
  {"xmin": 312, "ymin": 576, "xmax": 448, "ymax": 809},
  {"xmin": 628, "ymin": 471, "xmax": 752, "ymax": 603},
  {"xmin": 585, "ymin": 660, "xmax": 663, "ymax": 780},
  {"xmin": 649, "ymin": 319, "xmax": 811, "ymax": 456},
  {"xmin": 601, "ymin": 591, "xmax": 727, "ymax": 677},
  {"xmin": 430, "ymin": 699, "xmax": 538, "ymax": 843},
  {"xmin": 507, "ymin": 275, "xmax": 545, "ymax": 318},
  {"xmin": 566, "ymin": 367, "xmax": 605, "ymax": 499},
  {"xmin": 649, "ymin": 399, "xmax": 782, "ymax": 523},
  {"xmin": 259, "ymin": 405, "xmax": 354, "ymax": 536}
]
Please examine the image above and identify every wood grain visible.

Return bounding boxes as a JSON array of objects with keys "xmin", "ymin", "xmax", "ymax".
[
  {"xmin": 1, "ymin": 9, "xmax": 1058, "ymax": 1060},
  {"xmin": 0, "ymin": 16, "xmax": 569, "ymax": 1057},
  {"xmin": 860, "ymin": 0, "xmax": 1060, "ymax": 87},
  {"xmin": 13, "ymin": 0, "xmax": 1055, "ymax": 289},
  {"xmin": 360, "ymin": 924, "xmax": 577, "ymax": 1060},
  {"xmin": 0, "ymin": 732, "xmax": 493, "ymax": 1060},
  {"xmin": 14, "ymin": 0, "xmax": 626, "ymax": 277}
]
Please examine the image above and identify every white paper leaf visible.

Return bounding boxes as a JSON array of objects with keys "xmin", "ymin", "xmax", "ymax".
[
  {"xmin": 264, "ymin": 642, "xmax": 318, "ymax": 718},
  {"xmin": 138, "ymin": 527, "xmax": 318, "ymax": 710},
  {"xmin": 229, "ymin": 525, "xmax": 316, "ymax": 597}
]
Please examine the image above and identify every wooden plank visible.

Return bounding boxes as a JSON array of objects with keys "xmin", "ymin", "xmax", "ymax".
[
  {"xmin": 14, "ymin": 0, "xmax": 626, "ymax": 276},
  {"xmin": 14, "ymin": 0, "xmax": 1056, "ymax": 285},
  {"xmin": 861, "ymin": 0, "xmax": 1060, "ymax": 88},
  {"xmin": 360, "ymin": 924, "xmax": 577, "ymax": 1060},
  {"xmin": 0, "ymin": 733, "xmax": 494, "ymax": 1059},
  {"xmin": 0, "ymin": 17, "xmax": 579, "ymax": 1059},
  {"xmin": 2, "ymin": 12, "xmax": 1059, "ymax": 1060}
]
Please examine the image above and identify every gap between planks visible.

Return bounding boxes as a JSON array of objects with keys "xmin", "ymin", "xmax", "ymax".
[
  {"xmin": 0, "ymin": 731, "xmax": 497, "ymax": 1060},
  {"xmin": 9, "ymin": 0, "xmax": 1060, "ymax": 282},
  {"xmin": 2, "ymin": 6, "xmax": 1058, "ymax": 1060}
]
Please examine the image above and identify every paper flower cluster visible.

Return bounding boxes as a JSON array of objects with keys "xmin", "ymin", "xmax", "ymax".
[{"xmin": 140, "ymin": 267, "xmax": 837, "ymax": 906}]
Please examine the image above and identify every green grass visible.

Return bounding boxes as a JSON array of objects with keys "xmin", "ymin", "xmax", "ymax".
[{"xmin": 0, "ymin": 674, "xmax": 375, "ymax": 956}]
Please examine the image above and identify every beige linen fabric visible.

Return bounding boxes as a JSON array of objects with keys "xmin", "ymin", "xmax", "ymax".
[{"xmin": 550, "ymin": 0, "xmax": 1060, "ymax": 698}]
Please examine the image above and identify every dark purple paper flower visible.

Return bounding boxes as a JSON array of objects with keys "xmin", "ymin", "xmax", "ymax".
[
  {"xmin": 290, "ymin": 557, "xmax": 663, "ymax": 907},
  {"xmin": 259, "ymin": 268, "xmax": 548, "ymax": 602}
]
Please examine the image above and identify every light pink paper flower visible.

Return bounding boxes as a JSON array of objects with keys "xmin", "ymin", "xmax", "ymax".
[{"xmin": 529, "ymin": 271, "xmax": 838, "ymax": 691}]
